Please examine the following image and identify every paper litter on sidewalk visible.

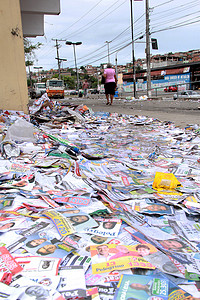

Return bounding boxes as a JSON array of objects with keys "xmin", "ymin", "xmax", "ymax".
[{"xmin": 0, "ymin": 98, "xmax": 199, "ymax": 299}]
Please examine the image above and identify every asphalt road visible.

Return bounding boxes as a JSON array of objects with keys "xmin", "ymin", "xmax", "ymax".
[{"xmin": 63, "ymin": 94, "xmax": 200, "ymax": 129}]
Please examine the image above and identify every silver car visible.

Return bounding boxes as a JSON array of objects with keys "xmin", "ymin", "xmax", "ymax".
[{"xmin": 173, "ymin": 90, "xmax": 200, "ymax": 100}]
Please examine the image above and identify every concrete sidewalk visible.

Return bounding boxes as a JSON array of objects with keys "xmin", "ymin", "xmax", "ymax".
[{"xmin": 61, "ymin": 95, "xmax": 200, "ymax": 128}]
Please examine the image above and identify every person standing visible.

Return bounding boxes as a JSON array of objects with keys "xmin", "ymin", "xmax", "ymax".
[
  {"xmin": 82, "ymin": 79, "xmax": 89, "ymax": 97},
  {"xmin": 103, "ymin": 63, "xmax": 117, "ymax": 105}
]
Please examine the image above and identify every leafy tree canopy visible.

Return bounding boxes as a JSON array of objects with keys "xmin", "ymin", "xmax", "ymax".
[{"xmin": 24, "ymin": 38, "xmax": 42, "ymax": 66}]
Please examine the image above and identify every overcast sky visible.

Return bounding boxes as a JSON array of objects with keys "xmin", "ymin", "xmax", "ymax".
[{"xmin": 30, "ymin": 0, "xmax": 200, "ymax": 71}]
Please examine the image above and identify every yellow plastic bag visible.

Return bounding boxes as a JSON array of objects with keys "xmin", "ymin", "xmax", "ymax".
[{"xmin": 152, "ymin": 172, "xmax": 181, "ymax": 191}]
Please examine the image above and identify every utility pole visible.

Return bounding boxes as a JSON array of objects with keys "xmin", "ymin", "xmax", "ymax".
[
  {"xmin": 66, "ymin": 41, "xmax": 82, "ymax": 93},
  {"xmin": 146, "ymin": 0, "xmax": 151, "ymax": 98},
  {"xmin": 105, "ymin": 41, "xmax": 111, "ymax": 64},
  {"xmin": 130, "ymin": 0, "xmax": 136, "ymax": 98},
  {"xmin": 52, "ymin": 39, "xmax": 66, "ymax": 80}
]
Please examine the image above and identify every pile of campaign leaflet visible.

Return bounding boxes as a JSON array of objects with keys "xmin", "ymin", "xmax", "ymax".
[{"xmin": 0, "ymin": 93, "xmax": 200, "ymax": 299}]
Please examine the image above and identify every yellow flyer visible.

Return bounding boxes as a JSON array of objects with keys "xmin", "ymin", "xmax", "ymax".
[
  {"xmin": 90, "ymin": 244, "xmax": 156, "ymax": 274},
  {"xmin": 43, "ymin": 209, "xmax": 75, "ymax": 237}
]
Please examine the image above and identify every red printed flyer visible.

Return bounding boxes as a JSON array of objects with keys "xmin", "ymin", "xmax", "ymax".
[{"xmin": 0, "ymin": 246, "xmax": 23, "ymax": 275}]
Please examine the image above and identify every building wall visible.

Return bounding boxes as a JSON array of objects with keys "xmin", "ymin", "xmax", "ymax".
[{"xmin": 0, "ymin": 0, "xmax": 28, "ymax": 113}]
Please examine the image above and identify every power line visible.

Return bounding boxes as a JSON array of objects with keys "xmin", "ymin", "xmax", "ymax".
[
  {"xmin": 32, "ymin": 0, "xmax": 127, "ymax": 59},
  {"xmin": 61, "ymin": 0, "xmax": 127, "ymax": 40},
  {"xmin": 54, "ymin": 0, "xmax": 105, "ymax": 39},
  {"xmin": 35, "ymin": 0, "xmax": 200, "ymax": 69}
]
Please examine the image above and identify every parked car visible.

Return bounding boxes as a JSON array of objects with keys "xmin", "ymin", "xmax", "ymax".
[
  {"xmin": 30, "ymin": 83, "xmax": 46, "ymax": 99},
  {"xmin": 164, "ymin": 86, "xmax": 177, "ymax": 92},
  {"xmin": 173, "ymin": 90, "xmax": 200, "ymax": 100}
]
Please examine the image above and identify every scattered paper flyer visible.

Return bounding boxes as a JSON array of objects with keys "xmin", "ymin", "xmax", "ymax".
[
  {"xmin": 132, "ymin": 198, "xmax": 174, "ymax": 215},
  {"xmin": 114, "ymin": 274, "xmax": 192, "ymax": 300},
  {"xmin": 58, "ymin": 265, "xmax": 87, "ymax": 299},
  {"xmin": 82, "ymin": 217, "xmax": 122, "ymax": 237},
  {"xmin": 90, "ymin": 244, "xmax": 155, "ymax": 274}
]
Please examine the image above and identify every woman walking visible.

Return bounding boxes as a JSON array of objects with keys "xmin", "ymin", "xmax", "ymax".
[{"xmin": 103, "ymin": 63, "xmax": 117, "ymax": 105}]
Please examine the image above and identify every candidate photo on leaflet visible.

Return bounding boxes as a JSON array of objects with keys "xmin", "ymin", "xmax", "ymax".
[
  {"xmin": 36, "ymin": 244, "xmax": 57, "ymax": 256},
  {"xmin": 130, "ymin": 281, "xmax": 153, "ymax": 297},
  {"xmin": 26, "ymin": 238, "xmax": 47, "ymax": 248},
  {"xmin": 67, "ymin": 215, "xmax": 89, "ymax": 226},
  {"xmin": 135, "ymin": 244, "xmax": 181, "ymax": 275},
  {"xmin": 102, "ymin": 221, "xmax": 117, "ymax": 230},
  {"xmin": 25, "ymin": 285, "xmax": 49, "ymax": 300},
  {"xmin": 91, "ymin": 235, "xmax": 108, "ymax": 244},
  {"xmin": 143, "ymin": 203, "xmax": 169, "ymax": 212},
  {"xmin": 109, "ymin": 245, "xmax": 141, "ymax": 260},
  {"xmin": 41, "ymin": 260, "xmax": 51, "ymax": 270},
  {"xmin": 135, "ymin": 244, "xmax": 151, "ymax": 256},
  {"xmin": 0, "ymin": 222, "xmax": 15, "ymax": 231},
  {"xmin": 159, "ymin": 238, "xmax": 192, "ymax": 253},
  {"xmin": 92, "ymin": 244, "xmax": 113, "ymax": 264}
]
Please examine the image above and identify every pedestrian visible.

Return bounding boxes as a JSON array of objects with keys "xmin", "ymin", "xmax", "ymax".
[
  {"xmin": 103, "ymin": 63, "xmax": 117, "ymax": 106},
  {"xmin": 82, "ymin": 79, "xmax": 89, "ymax": 97}
]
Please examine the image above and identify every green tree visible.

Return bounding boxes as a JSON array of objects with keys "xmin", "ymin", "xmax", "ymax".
[
  {"xmin": 24, "ymin": 38, "xmax": 42, "ymax": 86},
  {"xmin": 63, "ymin": 76, "xmax": 76, "ymax": 89},
  {"xmin": 89, "ymin": 76, "xmax": 98, "ymax": 88},
  {"xmin": 52, "ymin": 73, "xmax": 59, "ymax": 79}
]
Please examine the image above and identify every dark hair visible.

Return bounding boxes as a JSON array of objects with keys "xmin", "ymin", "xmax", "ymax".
[
  {"xmin": 107, "ymin": 63, "xmax": 112, "ymax": 68},
  {"xmin": 36, "ymin": 249, "xmax": 48, "ymax": 256},
  {"xmin": 160, "ymin": 239, "xmax": 185, "ymax": 249},
  {"xmin": 102, "ymin": 222, "xmax": 117, "ymax": 229},
  {"xmin": 135, "ymin": 244, "xmax": 150, "ymax": 251},
  {"xmin": 1, "ymin": 222, "xmax": 15, "ymax": 229},
  {"xmin": 91, "ymin": 236, "xmax": 107, "ymax": 244},
  {"xmin": 69, "ymin": 215, "xmax": 89, "ymax": 225},
  {"xmin": 26, "ymin": 241, "xmax": 36, "ymax": 248},
  {"xmin": 26, "ymin": 239, "xmax": 46, "ymax": 248},
  {"xmin": 28, "ymin": 175, "xmax": 35, "ymax": 183},
  {"xmin": 42, "ymin": 261, "xmax": 51, "ymax": 269},
  {"xmin": 0, "ymin": 222, "xmax": 15, "ymax": 231}
]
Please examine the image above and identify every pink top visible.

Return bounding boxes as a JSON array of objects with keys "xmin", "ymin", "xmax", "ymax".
[{"xmin": 104, "ymin": 68, "xmax": 116, "ymax": 83}]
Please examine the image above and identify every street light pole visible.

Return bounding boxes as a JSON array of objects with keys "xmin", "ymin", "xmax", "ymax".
[
  {"xmin": 66, "ymin": 41, "xmax": 82, "ymax": 93},
  {"xmin": 130, "ymin": 0, "xmax": 136, "ymax": 98},
  {"xmin": 73, "ymin": 43, "xmax": 79, "ymax": 92},
  {"xmin": 146, "ymin": 0, "xmax": 151, "ymax": 98}
]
